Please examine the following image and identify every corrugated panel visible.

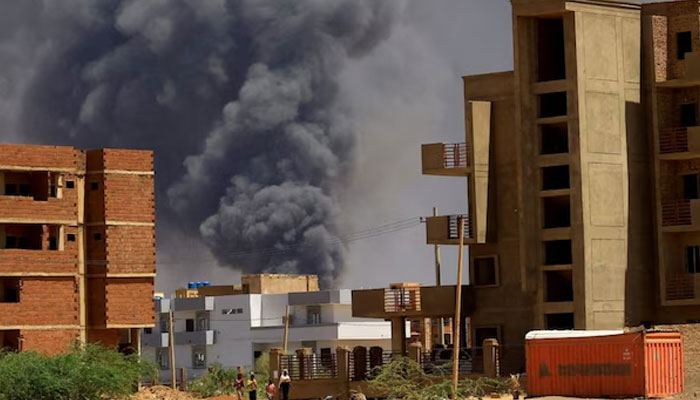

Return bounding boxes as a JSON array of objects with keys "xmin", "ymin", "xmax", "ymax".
[{"xmin": 645, "ymin": 333, "xmax": 684, "ymax": 398}]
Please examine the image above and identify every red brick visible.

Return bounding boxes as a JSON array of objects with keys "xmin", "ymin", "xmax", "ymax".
[{"xmin": 22, "ymin": 329, "xmax": 80, "ymax": 355}]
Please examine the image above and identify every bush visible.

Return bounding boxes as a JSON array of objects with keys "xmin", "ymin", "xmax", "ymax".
[
  {"xmin": 188, "ymin": 354, "xmax": 270, "ymax": 398},
  {"xmin": 0, "ymin": 344, "xmax": 156, "ymax": 400},
  {"xmin": 367, "ymin": 357, "xmax": 518, "ymax": 400}
]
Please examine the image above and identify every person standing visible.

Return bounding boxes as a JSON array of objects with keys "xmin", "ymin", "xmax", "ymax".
[
  {"xmin": 279, "ymin": 369, "xmax": 292, "ymax": 400},
  {"xmin": 265, "ymin": 379, "xmax": 276, "ymax": 400},
  {"xmin": 248, "ymin": 372, "xmax": 258, "ymax": 400},
  {"xmin": 235, "ymin": 372, "xmax": 245, "ymax": 400}
]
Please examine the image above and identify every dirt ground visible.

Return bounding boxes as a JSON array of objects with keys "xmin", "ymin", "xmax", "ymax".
[{"xmin": 127, "ymin": 385, "xmax": 236, "ymax": 400}]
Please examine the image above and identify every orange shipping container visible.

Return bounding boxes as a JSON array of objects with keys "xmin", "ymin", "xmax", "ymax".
[{"xmin": 526, "ymin": 331, "xmax": 683, "ymax": 398}]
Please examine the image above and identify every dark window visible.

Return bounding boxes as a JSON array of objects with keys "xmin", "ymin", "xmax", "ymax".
[
  {"xmin": 49, "ymin": 186, "xmax": 57, "ymax": 198},
  {"xmin": 543, "ymin": 196, "xmax": 571, "ymax": 228},
  {"xmin": 544, "ymin": 240, "xmax": 573, "ymax": 265},
  {"xmin": 18, "ymin": 184, "xmax": 31, "ymax": 197},
  {"xmin": 307, "ymin": 306, "xmax": 321, "ymax": 325},
  {"xmin": 539, "ymin": 92, "xmax": 567, "ymax": 118},
  {"xmin": 0, "ymin": 330, "xmax": 20, "ymax": 352},
  {"xmin": 0, "ymin": 279, "xmax": 20, "ymax": 303},
  {"xmin": 683, "ymin": 174, "xmax": 699, "ymax": 199},
  {"xmin": 546, "ymin": 313, "xmax": 575, "ymax": 329},
  {"xmin": 65, "ymin": 181, "xmax": 75, "ymax": 189},
  {"xmin": 144, "ymin": 328, "xmax": 152, "ymax": 334},
  {"xmin": 67, "ymin": 234, "xmax": 76, "ymax": 242},
  {"xmin": 443, "ymin": 333, "xmax": 452, "ymax": 345},
  {"xmin": 48, "ymin": 237, "xmax": 58, "ymax": 251},
  {"xmin": 542, "ymin": 165, "xmax": 570, "ymax": 190},
  {"xmin": 474, "ymin": 327, "xmax": 499, "ymax": 347},
  {"xmin": 320, "ymin": 348, "xmax": 332, "ymax": 368},
  {"xmin": 687, "ymin": 246, "xmax": 700, "ymax": 273},
  {"xmin": 90, "ymin": 182, "xmax": 99, "ymax": 190},
  {"xmin": 186, "ymin": 319, "xmax": 194, "ymax": 332},
  {"xmin": 93, "ymin": 233, "xmax": 102, "ymax": 241},
  {"xmin": 473, "ymin": 256, "xmax": 497, "ymax": 286},
  {"xmin": 540, "ymin": 123, "xmax": 569, "ymax": 154},
  {"xmin": 678, "ymin": 31, "xmax": 692, "ymax": 60},
  {"xmin": 4, "ymin": 236, "xmax": 17, "ymax": 249},
  {"xmin": 254, "ymin": 351, "xmax": 263, "ymax": 360},
  {"xmin": 681, "ymin": 103, "xmax": 697, "ymax": 127},
  {"xmin": 536, "ymin": 18, "xmax": 566, "ymax": 82},
  {"xmin": 4, "ymin": 184, "xmax": 16, "ymax": 195},
  {"xmin": 545, "ymin": 270, "xmax": 574, "ymax": 302}
]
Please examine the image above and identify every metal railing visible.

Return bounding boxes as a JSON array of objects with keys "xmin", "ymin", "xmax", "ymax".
[
  {"xmin": 662, "ymin": 199, "xmax": 692, "ymax": 226},
  {"xmin": 384, "ymin": 288, "xmax": 421, "ymax": 313},
  {"xmin": 280, "ymin": 354, "xmax": 338, "ymax": 380},
  {"xmin": 348, "ymin": 349, "xmax": 402, "ymax": 381},
  {"xmin": 448, "ymin": 214, "xmax": 473, "ymax": 240},
  {"xmin": 659, "ymin": 127, "xmax": 689, "ymax": 154},
  {"xmin": 443, "ymin": 143, "xmax": 469, "ymax": 169},
  {"xmin": 666, "ymin": 274, "xmax": 695, "ymax": 301},
  {"xmin": 421, "ymin": 348, "xmax": 481, "ymax": 375}
]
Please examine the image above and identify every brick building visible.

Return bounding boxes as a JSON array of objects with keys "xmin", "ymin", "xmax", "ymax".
[{"xmin": 0, "ymin": 144, "xmax": 155, "ymax": 354}]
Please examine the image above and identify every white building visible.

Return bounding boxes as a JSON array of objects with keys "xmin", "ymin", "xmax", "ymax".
[{"xmin": 142, "ymin": 289, "xmax": 393, "ymax": 381}]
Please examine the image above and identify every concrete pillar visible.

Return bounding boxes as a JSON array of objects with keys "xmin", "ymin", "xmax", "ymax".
[
  {"xmin": 178, "ymin": 368, "xmax": 187, "ymax": 391},
  {"xmin": 269, "ymin": 348, "xmax": 283, "ymax": 380},
  {"xmin": 41, "ymin": 224, "xmax": 49, "ymax": 250},
  {"xmin": 336, "ymin": 346, "xmax": 350, "ymax": 399},
  {"xmin": 408, "ymin": 342, "xmax": 423, "ymax": 365},
  {"xmin": 390, "ymin": 317, "xmax": 406, "ymax": 355},
  {"xmin": 296, "ymin": 347, "xmax": 313, "ymax": 380},
  {"xmin": 483, "ymin": 338, "xmax": 500, "ymax": 378}
]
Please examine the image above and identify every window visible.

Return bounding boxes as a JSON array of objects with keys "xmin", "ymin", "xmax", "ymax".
[
  {"xmin": 67, "ymin": 234, "xmax": 76, "ymax": 242},
  {"xmin": 196, "ymin": 312, "xmax": 209, "ymax": 331},
  {"xmin": 443, "ymin": 333, "xmax": 452, "ymax": 345},
  {"xmin": 542, "ymin": 196, "xmax": 571, "ymax": 228},
  {"xmin": 474, "ymin": 327, "xmax": 499, "ymax": 347},
  {"xmin": 681, "ymin": 103, "xmax": 697, "ymax": 127},
  {"xmin": 684, "ymin": 174, "xmax": 699, "ymax": 200},
  {"xmin": 65, "ymin": 181, "xmax": 75, "ymax": 189},
  {"xmin": 443, "ymin": 319, "xmax": 450, "ymax": 327},
  {"xmin": 0, "ymin": 330, "xmax": 20, "ymax": 352},
  {"xmin": 540, "ymin": 123, "xmax": 569, "ymax": 154},
  {"xmin": 18, "ymin": 184, "xmax": 31, "ymax": 197},
  {"xmin": 546, "ymin": 313, "xmax": 575, "ymax": 329},
  {"xmin": 144, "ymin": 328, "xmax": 152, "ymax": 334},
  {"xmin": 48, "ymin": 237, "xmax": 58, "ymax": 251},
  {"xmin": 90, "ymin": 182, "xmax": 99, "ymax": 190},
  {"xmin": 678, "ymin": 31, "xmax": 692, "ymax": 60},
  {"xmin": 542, "ymin": 165, "xmax": 570, "ymax": 190},
  {"xmin": 0, "ymin": 279, "xmax": 20, "ymax": 303},
  {"xmin": 536, "ymin": 18, "xmax": 566, "ymax": 82},
  {"xmin": 4, "ymin": 237, "xmax": 17, "ymax": 249},
  {"xmin": 687, "ymin": 246, "xmax": 700, "ymax": 273},
  {"xmin": 93, "ymin": 233, "xmax": 102, "ymax": 241},
  {"xmin": 49, "ymin": 186, "xmax": 57, "ymax": 198},
  {"xmin": 545, "ymin": 270, "xmax": 574, "ymax": 302},
  {"xmin": 185, "ymin": 319, "xmax": 194, "ymax": 332},
  {"xmin": 237, "ymin": 308, "xmax": 243, "ymax": 314},
  {"xmin": 192, "ymin": 346, "xmax": 206, "ymax": 369},
  {"xmin": 473, "ymin": 256, "xmax": 498, "ymax": 287},
  {"xmin": 321, "ymin": 348, "xmax": 333, "ymax": 368},
  {"xmin": 222, "ymin": 308, "xmax": 244, "ymax": 315},
  {"xmin": 156, "ymin": 348, "xmax": 169, "ymax": 370},
  {"xmin": 307, "ymin": 306, "xmax": 321, "ymax": 325},
  {"xmin": 539, "ymin": 92, "xmax": 567, "ymax": 118},
  {"xmin": 160, "ymin": 319, "xmax": 168, "ymax": 333},
  {"xmin": 4, "ymin": 184, "xmax": 16, "ymax": 195},
  {"xmin": 544, "ymin": 239, "xmax": 573, "ymax": 265}
]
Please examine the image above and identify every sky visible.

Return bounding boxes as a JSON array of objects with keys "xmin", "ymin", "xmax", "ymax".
[{"xmin": 0, "ymin": 0, "xmax": 664, "ymax": 292}]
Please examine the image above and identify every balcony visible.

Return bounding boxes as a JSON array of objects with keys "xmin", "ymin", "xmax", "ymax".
[
  {"xmin": 352, "ymin": 285, "xmax": 474, "ymax": 319},
  {"xmin": 661, "ymin": 199, "xmax": 700, "ymax": 231},
  {"xmin": 659, "ymin": 127, "xmax": 700, "ymax": 158},
  {"xmin": 172, "ymin": 296, "xmax": 214, "ymax": 312},
  {"xmin": 421, "ymin": 143, "xmax": 471, "ymax": 176},
  {"xmin": 665, "ymin": 274, "xmax": 700, "ymax": 304},
  {"xmin": 425, "ymin": 214, "xmax": 474, "ymax": 245},
  {"xmin": 175, "ymin": 330, "xmax": 215, "ymax": 346},
  {"xmin": 142, "ymin": 332, "xmax": 168, "ymax": 347},
  {"xmin": 657, "ymin": 52, "xmax": 700, "ymax": 88}
]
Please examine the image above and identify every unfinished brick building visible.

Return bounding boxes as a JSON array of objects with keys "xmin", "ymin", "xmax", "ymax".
[{"xmin": 0, "ymin": 144, "xmax": 155, "ymax": 354}]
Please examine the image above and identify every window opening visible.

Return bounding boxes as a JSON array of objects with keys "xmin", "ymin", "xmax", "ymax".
[
  {"xmin": 681, "ymin": 103, "xmax": 697, "ymax": 127},
  {"xmin": 473, "ymin": 256, "xmax": 498, "ymax": 286},
  {"xmin": 546, "ymin": 313, "xmax": 574, "ymax": 329},
  {"xmin": 536, "ymin": 18, "xmax": 566, "ymax": 81},
  {"xmin": 545, "ymin": 270, "xmax": 574, "ymax": 302},
  {"xmin": 542, "ymin": 165, "xmax": 570, "ymax": 190},
  {"xmin": 683, "ymin": 174, "xmax": 699, "ymax": 199},
  {"xmin": 544, "ymin": 239, "xmax": 572, "ymax": 265},
  {"xmin": 539, "ymin": 92, "xmax": 567, "ymax": 118},
  {"xmin": 687, "ymin": 245, "xmax": 700, "ymax": 273},
  {"xmin": 678, "ymin": 31, "xmax": 692, "ymax": 60},
  {"xmin": 540, "ymin": 123, "xmax": 569, "ymax": 154},
  {"xmin": 0, "ymin": 279, "xmax": 20, "ymax": 303},
  {"xmin": 542, "ymin": 196, "xmax": 571, "ymax": 228}
]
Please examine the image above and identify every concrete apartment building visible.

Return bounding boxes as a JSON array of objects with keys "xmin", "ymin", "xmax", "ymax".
[
  {"xmin": 0, "ymin": 144, "xmax": 155, "ymax": 354},
  {"xmin": 143, "ymin": 274, "xmax": 393, "ymax": 381},
  {"xmin": 418, "ymin": 0, "xmax": 700, "ymax": 371}
]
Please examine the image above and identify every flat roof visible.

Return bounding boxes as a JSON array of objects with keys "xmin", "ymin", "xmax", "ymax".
[{"xmin": 526, "ymin": 330, "xmax": 625, "ymax": 340}]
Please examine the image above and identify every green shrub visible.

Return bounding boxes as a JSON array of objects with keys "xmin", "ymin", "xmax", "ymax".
[
  {"xmin": 367, "ymin": 357, "xmax": 518, "ymax": 400},
  {"xmin": 188, "ymin": 354, "xmax": 270, "ymax": 398},
  {"xmin": 0, "ymin": 344, "xmax": 156, "ymax": 400}
]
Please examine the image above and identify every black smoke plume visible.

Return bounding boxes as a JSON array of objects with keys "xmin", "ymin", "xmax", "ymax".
[{"xmin": 3, "ymin": 0, "xmax": 398, "ymax": 287}]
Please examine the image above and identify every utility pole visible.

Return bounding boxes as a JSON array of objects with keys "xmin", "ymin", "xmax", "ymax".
[
  {"xmin": 452, "ymin": 216, "xmax": 466, "ymax": 397},
  {"xmin": 283, "ymin": 305, "xmax": 290, "ymax": 353},
  {"xmin": 168, "ymin": 309, "xmax": 177, "ymax": 390},
  {"xmin": 433, "ymin": 207, "xmax": 445, "ymax": 347}
]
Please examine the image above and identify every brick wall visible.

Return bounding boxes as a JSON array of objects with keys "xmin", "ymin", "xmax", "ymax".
[
  {"xmin": 105, "ymin": 225, "xmax": 156, "ymax": 274},
  {"xmin": 0, "ymin": 250, "xmax": 78, "ymax": 274},
  {"xmin": 103, "ymin": 174, "xmax": 154, "ymax": 223},
  {"xmin": 106, "ymin": 278, "xmax": 154, "ymax": 326},
  {"xmin": 0, "ymin": 145, "xmax": 81, "ymax": 170},
  {"xmin": 87, "ymin": 278, "xmax": 107, "ymax": 327},
  {"xmin": 85, "ymin": 175, "xmax": 105, "ymax": 223},
  {"xmin": 0, "ymin": 278, "xmax": 78, "ymax": 325},
  {"xmin": 87, "ymin": 328, "xmax": 120, "ymax": 348},
  {"xmin": 22, "ymin": 329, "xmax": 80, "ymax": 355},
  {"xmin": 98, "ymin": 149, "xmax": 153, "ymax": 172}
]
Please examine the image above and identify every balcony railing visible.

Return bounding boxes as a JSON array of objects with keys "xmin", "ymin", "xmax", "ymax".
[
  {"xmin": 448, "ymin": 214, "xmax": 473, "ymax": 240},
  {"xmin": 384, "ymin": 287, "xmax": 421, "ymax": 313},
  {"xmin": 666, "ymin": 274, "xmax": 696, "ymax": 301},
  {"xmin": 662, "ymin": 200, "xmax": 692, "ymax": 227},
  {"xmin": 443, "ymin": 143, "xmax": 469, "ymax": 169},
  {"xmin": 659, "ymin": 127, "xmax": 689, "ymax": 154}
]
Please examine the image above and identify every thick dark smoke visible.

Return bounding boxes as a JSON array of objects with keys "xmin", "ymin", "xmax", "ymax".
[{"xmin": 3, "ymin": 0, "xmax": 398, "ymax": 287}]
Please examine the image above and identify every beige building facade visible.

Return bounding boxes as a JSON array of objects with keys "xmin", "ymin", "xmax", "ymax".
[{"xmin": 420, "ymin": 0, "xmax": 700, "ymax": 372}]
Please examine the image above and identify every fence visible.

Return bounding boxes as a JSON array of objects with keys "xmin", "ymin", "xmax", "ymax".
[
  {"xmin": 659, "ymin": 127, "xmax": 689, "ymax": 154},
  {"xmin": 662, "ymin": 199, "xmax": 692, "ymax": 227},
  {"xmin": 280, "ymin": 353, "xmax": 338, "ymax": 380}
]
